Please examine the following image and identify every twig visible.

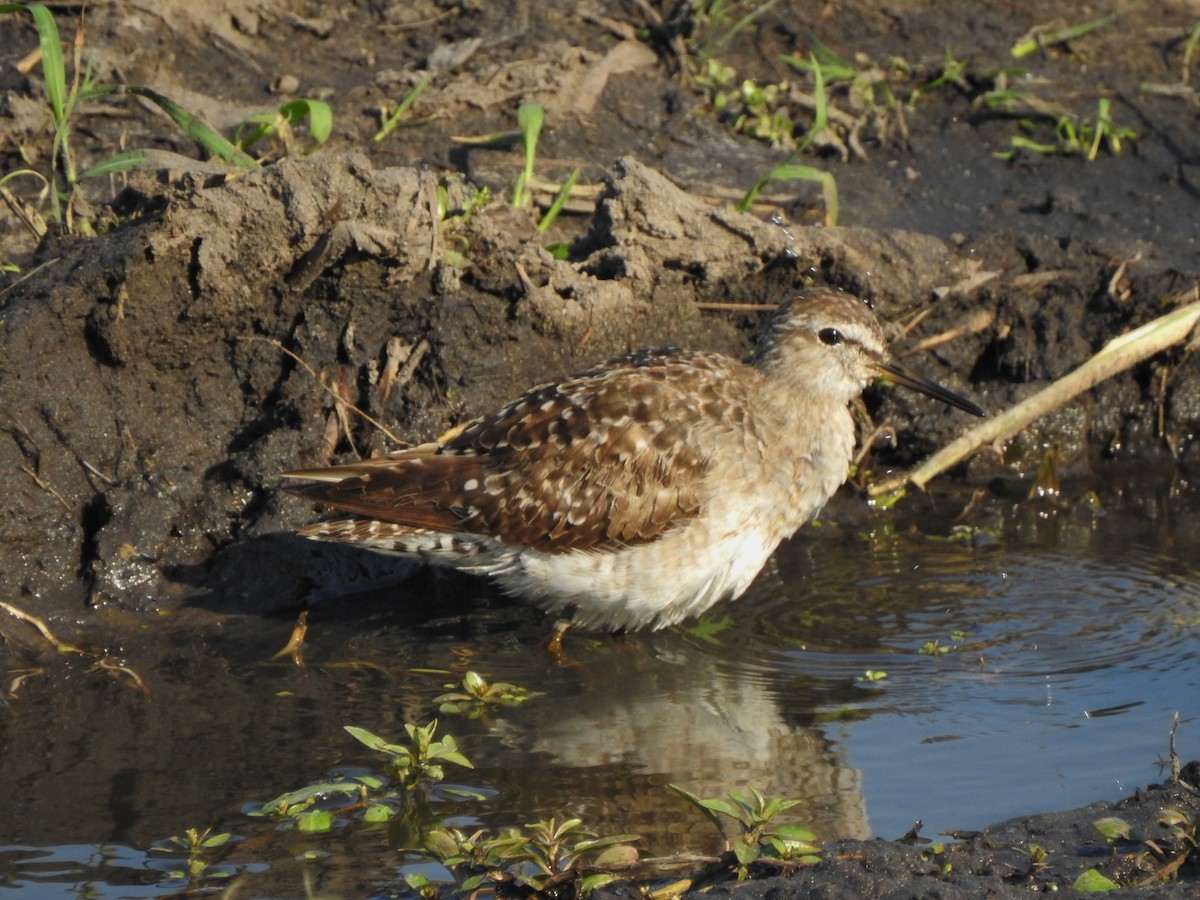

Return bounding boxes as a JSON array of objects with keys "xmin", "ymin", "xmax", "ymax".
[
  {"xmin": 869, "ymin": 291, "xmax": 1200, "ymax": 496},
  {"xmin": 1168, "ymin": 711, "xmax": 1181, "ymax": 783},
  {"xmin": 269, "ymin": 610, "xmax": 308, "ymax": 667},
  {"xmin": 901, "ymin": 309, "xmax": 996, "ymax": 357},
  {"xmin": 19, "ymin": 464, "xmax": 72, "ymax": 512},
  {"xmin": 243, "ymin": 336, "xmax": 406, "ymax": 446},
  {"xmin": 0, "ymin": 600, "xmax": 82, "ymax": 654}
]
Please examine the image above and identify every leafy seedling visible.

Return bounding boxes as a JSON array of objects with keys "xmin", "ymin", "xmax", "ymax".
[
  {"xmin": 435, "ymin": 671, "xmax": 543, "ymax": 716},
  {"xmin": 234, "ymin": 98, "xmax": 333, "ymax": 155},
  {"xmin": 247, "ymin": 721, "xmax": 477, "ymax": 834},
  {"xmin": 345, "ymin": 721, "xmax": 473, "ymax": 791},
  {"xmin": 4, "ymin": 3, "xmax": 258, "ymax": 233},
  {"xmin": 669, "ymin": 785, "xmax": 820, "ymax": 878},
  {"xmin": 424, "ymin": 818, "xmax": 640, "ymax": 896},
  {"xmin": 536, "ymin": 167, "xmax": 581, "ymax": 233},
  {"xmin": 149, "ymin": 827, "xmax": 237, "ymax": 884},
  {"xmin": 739, "ymin": 55, "xmax": 838, "ymax": 223}
]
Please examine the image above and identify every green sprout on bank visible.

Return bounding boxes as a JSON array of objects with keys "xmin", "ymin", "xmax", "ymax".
[
  {"xmin": 536, "ymin": 166, "xmax": 581, "ymax": 234},
  {"xmin": 4, "ymin": 2, "xmax": 262, "ymax": 232},
  {"xmin": 738, "ymin": 54, "xmax": 838, "ymax": 224},
  {"xmin": 1140, "ymin": 21, "xmax": 1200, "ymax": 100},
  {"xmin": 233, "ymin": 98, "xmax": 333, "ymax": 156},
  {"xmin": 681, "ymin": 0, "xmax": 783, "ymax": 64},
  {"xmin": 374, "ymin": 74, "xmax": 432, "ymax": 142},
  {"xmin": 1010, "ymin": 4, "xmax": 1135, "ymax": 59},
  {"xmin": 992, "ymin": 97, "xmax": 1136, "ymax": 162},
  {"xmin": 669, "ymin": 785, "xmax": 821, "ymax": 877},
  {"xmin": 907, "ymin": 48, "xmax": 970, "ymax": 108},
  {"xmin": 1079, "ymin": 808, "xmax": 1198, "ymax": 889},
  {"xmin": 782, "ymin": 32, "xmax": 906, "ymax": 119},
  {"xmin": 512, "ymin": 103, "xmax": 543, "ymax": 207}
]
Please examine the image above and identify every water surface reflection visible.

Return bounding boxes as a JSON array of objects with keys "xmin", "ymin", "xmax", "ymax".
[{"xmin": 2, "ymin": 480, "xmax": 1198, "ymax": 896}]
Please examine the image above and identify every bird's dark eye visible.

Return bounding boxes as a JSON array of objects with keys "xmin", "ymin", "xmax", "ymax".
[{"xmin": 818, "ymin": 327, "xmax": 843, "ymax": 346}]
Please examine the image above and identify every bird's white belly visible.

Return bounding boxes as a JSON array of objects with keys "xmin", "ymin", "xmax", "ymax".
[{"xmin": 493, "ymin": 515, "xmax": 780, "ymax": 631}]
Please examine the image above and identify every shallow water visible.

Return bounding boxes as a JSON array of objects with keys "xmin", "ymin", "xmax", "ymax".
[{"xmin": 2, "ymin": 473, "xmax": 1199, "ymax": 897}]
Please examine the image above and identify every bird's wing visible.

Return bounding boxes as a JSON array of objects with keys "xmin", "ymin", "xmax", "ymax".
[{"xmin": 284, "ymin": 351, "xmax": 736, "ymax": 552}]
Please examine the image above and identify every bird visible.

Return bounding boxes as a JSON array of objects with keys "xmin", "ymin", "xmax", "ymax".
[{"xmin": 283, "ymin": 288, "xmax": 984, "ymax": 639}]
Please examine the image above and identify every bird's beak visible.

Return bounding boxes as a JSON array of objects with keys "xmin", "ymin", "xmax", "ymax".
[{"xmin": 877, "ymin": 360, "xmax": 985, "ymax": 417}]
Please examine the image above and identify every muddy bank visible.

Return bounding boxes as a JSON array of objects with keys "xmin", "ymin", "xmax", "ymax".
[
  {"xmin": 0, "ymin": 153, "xmax": 975, "ymax": 622},
  {"xmin": 2, "ymin": 149, "xmax": 1199, "ymax": 633},
  {"xmin": 2, "ymin": 0, "xmax": 1200, "ymax": 636},
  {"xmin": 596, "ymin": 779, "xmax": 1200, "ymax": 898}
]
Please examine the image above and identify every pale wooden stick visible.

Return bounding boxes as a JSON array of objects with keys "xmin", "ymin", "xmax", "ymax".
[{"xmin": 869, "ymin": 292, "xmax": 1200, "ymax": 497}]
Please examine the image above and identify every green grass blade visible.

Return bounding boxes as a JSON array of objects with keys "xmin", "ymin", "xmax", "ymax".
[
  {"xmin": 280, "ymin": 99, "xmax": 332, "ymax": 145},
  {"xmin": 77, "ymin": 149, "xmax": 150, "ymax": 180},
  {"xmin": 87, "ymin": 85, "xmax": 259, "ymax": 170},
  {"xmin": 709, "ymin": 0, "xmax": 780, "ymax": 53},
  {"xmin": 449, "ymin": 130, "xmax": 522, "ymax": 147},
  {"xmin": 1183, "ymin": 22, "xmax": 1200, "ymax": 85},
  {"xmin": 9, "ymin": 4, "xmax": 67, "ymax": 127},
  {"xmin": 1011, "ymin": 3, "xmax": 1136, "ymax": 59},
  {"xmin": 374, "ymin": 75, "xmax": 430, "ymax": 142},
  {"xmin": 536, "ymin": 167, "xmax": 581, "ymax": 233},
  {"xmin": 512, "ymin": 104, "xmax": 544, "ymax": 207}
]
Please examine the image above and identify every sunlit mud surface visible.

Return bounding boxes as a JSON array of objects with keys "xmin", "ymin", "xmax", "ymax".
[{"xmin": 3, "ymin": 473, "xmax": 1197, "ymax": 897}]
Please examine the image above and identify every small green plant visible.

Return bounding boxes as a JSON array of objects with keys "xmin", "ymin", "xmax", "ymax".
[
  {"xmin": 434, "ymin": 671, "xmax": 543, "ymax": 716},
  {"xmin": 1024, "ymin": 842, "xmax": 1050, "ymax": 875},
  {"xmin": 374, "ymin": 74, "xmax": 431, "ymax": 142},
  {"xmin": 669, "ymin": 785, "xmax": 820, "ymax": 877},
  {"xmin": 233, "ymin": 98, "xmax": 333, "ymax": 156},
  {"xmin": 247, "ymin": 773, "xmax": 386, "ymax": 832},
  {"xmin": 511, "ymin": 103, "xmax": 544, "ymax": 207},
  {"xmin": 981, "ymin": 73, "xmax": 1138, "ymax": 163},
  {"xmin": 247, "ymin": 721, "xmax": 477, "ymax": 833},
  {"xmin": 908, "ymin": 48, "xmax": 970, "ymax": 108},
  {"xmin": 4, "ymin": 3, "xmax": 257, "ymax": 232},
  {"xmin": 918, "ymin": 639, "xmax": 950, "ymax": 656},
  {"xmin": 694, "ymin": 60, "xmax": 795, "ymax": 146},
  {"xmin": 738, "ymin": 55, "xmax": 838, "ymax": 223},
  {"xmin": 149, "ymin": 827, "xmax": 237, "ymax": 884},
  {"xmin": 665, "ymin": 0, "xmax": 783, "ymax": 68},
  {"xmin": 1010, "ymin": 5, "xmax": 1133, "ymax": 59},
  {"xmin": 1091, "ymin": 809, "xmax": 1198, "ymax": 886},
  {"xmin": 433, "ymin": 177, "xmax": 491, "ymax": 267},
  {"xmin": 424, "ymin": 818, "xmax": 640, "ymax": 896},
  {"xmin": 782, "ymin": 32, "xmax": 904, "ymax": 117},
  {"xmin": 536, "ymin": 167, "xmax": 581, "ymax": 233},
  {"xmin": 345, "ymin": 721, "xmax": 473, "ymax": 791},
  {"xmin": 686, "ymin": 610, "xmax": 736, "ymax": 645}
]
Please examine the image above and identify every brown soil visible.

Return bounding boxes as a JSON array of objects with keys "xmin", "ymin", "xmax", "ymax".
[{"xmin": 2, "ymin": 0, "xmax": 1200, "ymax": 895}]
